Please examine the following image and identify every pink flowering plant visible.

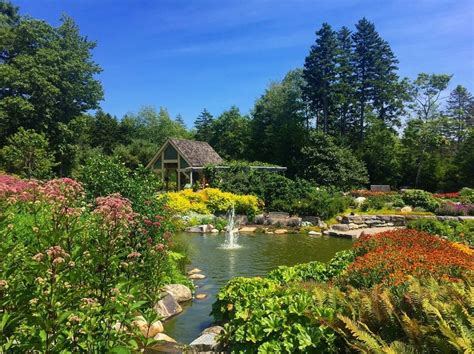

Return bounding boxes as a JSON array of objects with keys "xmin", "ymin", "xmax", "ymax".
[{"xmin": 0, "ymin": 174, "xmax": 187, "ymax": 352}]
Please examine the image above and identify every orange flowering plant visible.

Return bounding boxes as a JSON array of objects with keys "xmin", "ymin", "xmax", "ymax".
[{"xmin": 344, "ymin": 229, "xmax": 474, "ymax": 287}]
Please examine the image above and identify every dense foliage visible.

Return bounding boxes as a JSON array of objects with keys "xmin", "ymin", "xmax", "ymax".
[
  {"xmin": 407, "ymin": 218, "xmax": 474, "ymax": 246},
  {"xmin": 0, "ymin": 174, "xmax": 187, "ymax": 351},
  {"xmin": 212, "ymin": 229, "xmax": 474, "ymax": 353},
  {"xmin": 205, "ymin": 162, "xmax": 351, "ymax": 218}
]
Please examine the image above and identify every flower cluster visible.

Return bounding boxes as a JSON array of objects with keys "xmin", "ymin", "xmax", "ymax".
[
  {"xmin": 42, "ymin": 178, "xmax": 85, "ymax": 204},
  {"xmin": 350, "ymin": 189, "xmax": 397, "ymax": 198},
  {"xmin": 0, "ymin": 174, "xmax": 40, "ymax": 202},
  {"xmin": 435, "ymin": 202, "xmax": 474, "ymax": 216},
  {"xmin": 346, "ymin": 229, "xmax": 474, "ymax": 286},
  {"xmin": 93, "ymin": 194, "xmax": 137, "ymax": 229},
  {"xmin": 433, "ymin": 192, "xmax": 460, "ymax": 200}
]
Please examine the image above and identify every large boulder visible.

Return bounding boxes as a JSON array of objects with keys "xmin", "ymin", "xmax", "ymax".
[
  {"xmin": 154, "ymin": 293, "xmax": 182, "ymax": 320},
  {"xmin": 133, "ymin": 316, "xmax": 164, "ymax": 338},
  {"xmin": 153, "ymin": 333, "xmax": 177, "ymax": 343},
  {"xmin": 332, "ymin": 224, "xmax": 350, "ymax": 231},
  {"xmin": 162, "ymin": 284, "xmax": 192, "ymax": 303},
  {"xmin": 189, "ymin": 326, "xmax": 224, "ymax": 352},
  {"xmin": 234, "ymin": 214, "xmax": 248, "ymax": 225},
  {"xmin": 188, "ymin": 273, "xmax": 206, "ymax": 280}
]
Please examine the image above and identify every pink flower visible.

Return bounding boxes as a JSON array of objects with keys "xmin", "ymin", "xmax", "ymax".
[
  {"xmin": 127, "ymin": 251, "xmax": 141, "ymax": 259},
  {"xmin": 93, "ymin": 194, "xmax": 137, "ymax": 229},
  {"xmin": 32, "ymin": 253, "xmax": 44, "ymax": 262}
]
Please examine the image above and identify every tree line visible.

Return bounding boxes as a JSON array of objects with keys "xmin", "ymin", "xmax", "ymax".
[{"xmin": 0, "ymin": 2, "xmax": 472, "ymax": 191}]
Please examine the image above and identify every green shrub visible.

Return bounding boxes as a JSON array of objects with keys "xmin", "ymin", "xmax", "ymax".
[
  {"xmin": 74, "ymin": 154, "xmax": 163, "ymax": 215},
  {"xmin": 212, "ymin": 278, "xmax": 340, "ymax": 352},
  {"xmin": 460, "ymin": 187, "xmax": 474, "ymax": 203},
  {"xmin": 408, "ymin": 218, "xmax": 474, "ymax": 246},
  {"xmin": 406, "ymin": 218, "xmax": 452, "ymax": 236},
  {"xmin": 402, "ymin": 189, "xmax": 440, "ymax": 211},
  {"xmin": 268, "ymin": 250, "xmax": 355, "ymax": 284}
]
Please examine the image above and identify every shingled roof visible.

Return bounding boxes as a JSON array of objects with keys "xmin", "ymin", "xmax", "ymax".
[{"xmin": 168, "ymin": 139, "xmax": 223, "ymax": 167}]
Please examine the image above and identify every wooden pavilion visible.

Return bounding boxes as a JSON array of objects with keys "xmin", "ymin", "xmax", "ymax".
[
  {"xmin": 146, "ymin": 138, "xmax": 287, "ymax": 190},
  {"xmin": 146, "ymin": 138, "xmax": 224, "ymax": 190}
]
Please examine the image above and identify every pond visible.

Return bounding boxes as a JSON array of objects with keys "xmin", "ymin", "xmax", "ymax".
[{"xmin": 164, "ymin": 232, "xmax": 353, "ymax": 344}]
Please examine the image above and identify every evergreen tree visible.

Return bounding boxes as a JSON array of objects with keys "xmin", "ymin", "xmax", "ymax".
[
  {"xmin": 194, "ymin": 109, "xmax": 214, "ymax": 141},
  {"xmin": 175, "ymin": 114, "xmax": 186, "ymax": 129},
  {"xmin": 446, "ymin": 85, "xmax": 474, "ymax": 143},
  {"xmin": 334, "ymin": 26, "xmax": 356, "ymax": 137},
  {"xmin": 303, "ymin": 23, "xmax": 339, "ymax": 133},
  {"xmin": 351, "ymin": 18, "xmax": 402, "ymax": 139},
  {"xmin": 91, "ymin": 110, "xmax": 120, "ymax": 154}
]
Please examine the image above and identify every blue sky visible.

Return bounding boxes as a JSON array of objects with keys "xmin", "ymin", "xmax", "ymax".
[{"xmin": 15, "ymin": 0, "xmax": 474, "ymax": 127}]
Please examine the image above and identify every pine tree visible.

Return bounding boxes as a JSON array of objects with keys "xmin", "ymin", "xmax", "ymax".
[
  {"xmin": 352, "ymin": 18, "xmax": 402, "ymax": 139},
  {"xmin": 175, "ymin": 114, "xmax": 186, "ymax": 129},
  {"xmin": 303, "ymin": 23, "xmax": 339, "ymax": 133},
  {"xmin": 446, "ymin": 85, "xmax": 474, "ymax": 143},
  {"xmin": 194, "ymin": 109, "xmax": 214, "ymax": 141},
  {"xmin": 335, "ymin": 26, "xmax": 355, "ymax": 136}
]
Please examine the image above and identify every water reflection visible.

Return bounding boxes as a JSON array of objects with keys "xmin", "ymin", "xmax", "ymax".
[{"xmin": 164, "ymin": 232, "xmax": 352, "ymax": 344}]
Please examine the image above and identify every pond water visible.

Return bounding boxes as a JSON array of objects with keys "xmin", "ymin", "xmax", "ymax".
[{"xmin": 164, "ymin": 232, "xmax": 352, "ymax": 344}]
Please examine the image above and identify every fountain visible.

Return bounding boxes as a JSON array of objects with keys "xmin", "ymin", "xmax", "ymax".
[{"xmin": 220, "ymin": 205, "xmax": 241, "ymax": 249}]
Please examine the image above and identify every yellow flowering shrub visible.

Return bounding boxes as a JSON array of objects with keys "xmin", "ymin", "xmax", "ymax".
[
  {"xmin": 159, "ymin": 188, "xmax": 262, "ymax": 216},
  {"xmin": 158, "ymin": 191, "xmax": 209, "ymax": 214}
]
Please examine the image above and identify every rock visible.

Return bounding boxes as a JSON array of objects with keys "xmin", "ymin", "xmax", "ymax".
[
  {"xmin": 133, "ymin": 316, "xmax": 164, "ymax": 338},
  {"xmin": 268, "ymin": 212, "xmax": 290, "ymax": 218},
  {"xmin": 201, "ymin": 325, "xmax": 224, "ymax": 335},
  {"xmin": 195, "ymin": 293, "xmax": 207, "ymax": 300},
  {"xmin": 188, "ymin": 273, "xmax": 206, "ymax": 280},
  {"xmin": 332, "ymin": 224, "xmax": 350, "ymax": 231},
  {"xmin": 437, "ymin": 216, "xmax": 459, "ymax": 222},
  {"xmin": 401, "ymin": 206, "xmax": 413, "ymax": 213},
  {"xmin": 302, "ymin": 215, "xmax": 322, "ymax": 225},
  {"xmin": 185, "ymin": 226, "xmax": 204, "ymax": 233},
  {"xmin": 189, "ymin": 327, "xmax": 223, "ymax": 352},
  {"xmin": 162, "ymin": 284, "xmax": 192, "ymax": 303},
  {"xmin": 348, "ymin": 223, "xmax": 359, "ymax": 230},
  {"xmin": 210, "ymin": 228, "xmax": 219, "ymax": 233},
  {"xmin": 234, "ymin": 214, "xmax": 248, "ymax": 225},
  {"xmin": 459, "ymin": 216, "xmax": 474, "ymax": 222},
  {"xmin": 301, "ymin": 221, "xmax": 313, "ymax": 227},
  {"xmin": 185, "ymin": 224, "xmax": 214, "ymax": 233},
  {"xmin": 265, "ymin": 231, "xmax": 274, "ymax": 234},
  {"xmin": 336, "ymin": 216, "xmax": 343, "ymax": 222},
  {"xmin": 274, "ymin": 229, "xmax": 288, "ymax": 234},
  {"xmin": 318, "ymin": 221, "xmax": 328, "ymax": 229},
  {"xmin": 187, "ymin": 268, "xmax": 202, "ymax": 275},
  {"xmin": 154, "ymin": 333, "xmax": 177, "ymax": 343},
  {"xmin": 254, "ymin": 214, "xmax": 266, "ymax": 224},
  {"xmin": 287, "ymin": 217, "xmax": 302, "ymax": 227},
  {"xmin": 153, "ymin": 293, "xmax": 182, "ymax": 320},
  {"xmin": 239, "ymin": 226, "xmax": 257, "ymax": 232},
  {"xmin": 308, "ymin": 231, "xmax": 322, "ymax": 236}
]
